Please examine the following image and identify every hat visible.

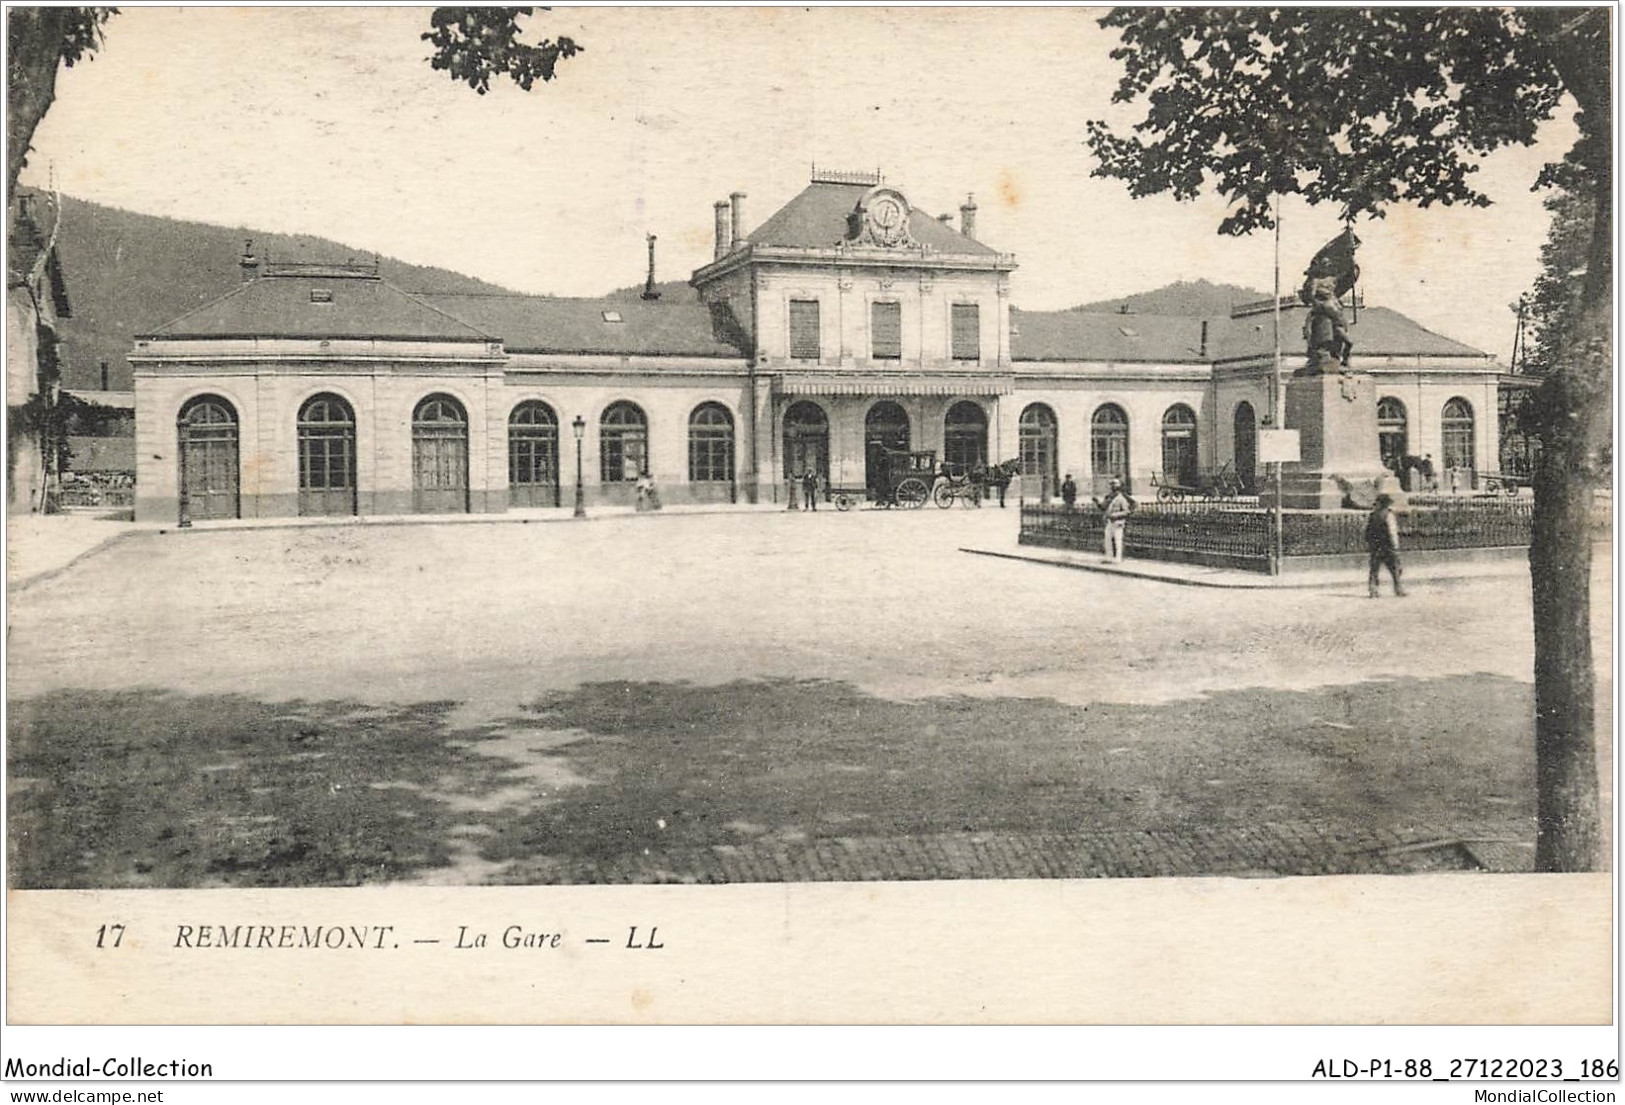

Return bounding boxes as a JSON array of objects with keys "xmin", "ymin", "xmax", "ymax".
[{"xmin": 1109, "ymin": 477, "xmax": 1122, "ymax": 487}]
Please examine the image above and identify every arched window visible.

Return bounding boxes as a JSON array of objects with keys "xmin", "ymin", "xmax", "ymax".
[
  {"xmin": 298, "ymin": 393, "xmax": 356, "ymax": 516},
  {"xmin": 1377, "ymin": 397, "xmax": 1408, "ymax": 475},
  {"xmin": 178, "ymin": 395, "xmax": 239, "ymax": 520},
  {"xmin": 1161, "ymin": 403, "xmax": 1198, "ymax": 487},
  {"xmin": 688, "ymin": 402, "xmax": 735, "ymax": 487},
  {"xmin": 1441, "ymin": 398, "xmax": 1475, "ymax": 480},
  {"xmin": 509, "ymin": 400, "xmax": 559, "ymax": 508},
  {"xmin": 1018, "ymin": 403, "xmax": 1058, "ymax": 498},
  {"xmin": 1090, "ymin": 403, "xmax": 1129, "ymax": 494},
  {"xmin": 412, "ymin": 394, "xmax": 469, "ymax": 513},
  {"xmin": 600, "ymin": 401, "xmax": 648, "ymax": 483},
  {"xmin": 783, "ymin": 401, "xmax": 829, "ymax": 482},
  {"xmin": 1232, "ymin": 401, "xmax": 1257, "ymax": 494},
  {"xmin": 943, "ymin": 400, "xmax": 988, "ymax": 472},
  {"xmin": 865, "ymin": 400, "xmax": 911, "ymax": 494}
]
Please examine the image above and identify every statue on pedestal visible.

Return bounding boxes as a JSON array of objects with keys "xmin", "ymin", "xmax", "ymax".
[
  {"xmin": 1300, "ymin": 275, "xmax": 1352, "ymax": 370},
  {"xmin": 1298, "ymin": 227, "xmax": 1361, "ymax": 373}
]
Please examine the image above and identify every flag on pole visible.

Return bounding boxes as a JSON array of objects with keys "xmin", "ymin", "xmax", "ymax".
[{"xmin": 1304, "ymin": 228, "xmax": 1361, "ymax": 299}]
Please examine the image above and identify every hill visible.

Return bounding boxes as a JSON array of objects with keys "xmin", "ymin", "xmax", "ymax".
[
  {"xmin": 40, "ymin": 192, "xmax": 518, "ymax": 391},
  {"xmin": 1068, "ymin": 279, "xmax": 1269, "ymax": 317}
]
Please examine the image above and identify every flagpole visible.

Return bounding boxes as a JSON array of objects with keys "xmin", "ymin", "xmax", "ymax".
[{"xmin": 1271, "ymin": 194, "xmax": 1283, "ymax": 576}]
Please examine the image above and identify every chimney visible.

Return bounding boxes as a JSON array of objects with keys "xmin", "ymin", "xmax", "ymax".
[
  {"xmin": 99, "ymin": 360, "xmax": 109, "ymax": 390},
  {"xmin": 239, "ymin": 239, "xmax": 259, "ymax": 283},
  {"xmin": 959, "ymin": 194, "xmax": 978, "ymax": 240},
  {"xmin": 641, "ymin": 233, "xmax": 661, "ymax": 301},
  {"xmin": 730, "ymin": 191, "xmax": 747, "ymax": 250},
  {"xmin": 937, "ymin": 213, "xmax": 953, "ymax": 226},
  {"xmin": 713, "ymin": 201, "xmax": 731, "ymax": 261},
  {"xmin": 1199, "ymin": 320, "xmax": 1209, "ymax": 359}
]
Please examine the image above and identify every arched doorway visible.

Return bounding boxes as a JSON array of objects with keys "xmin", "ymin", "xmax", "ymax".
[
  {"xmin": 943, "ymin": 400, "xmax": 988, "ymax": 472},
  {"xmin": 865, "ymin": 400, "xmax": 910, "ymax": 493},
  {"xmin": 1090, "ymin": 403, "xmax": 1129, "ymax": 494},
  {"xmin": 412, "ymin": 394, "xmax": 469, "ymax": 513},
  {"xmin": 1377, "ymin": 397, "xmax": 1408, "ymax": 478},
  {"xmin": 782, "ymin": 401, "xmax": 829, "ymax": 482},
  {"xmin": 1441, "ymin": 397, "xmax": 1475, "ymax": 488},
  {"xmin": 1232, "ymin": 401, "xmax": 1257, "ymax": 493},
  {"xmin": 688, "ymin": 402, "xmax": 736, "ymax": 503},
  {"xmin": 297, "ymin": 393, "xmax": 357, "ymax": 516},
  {"xmin": 178, "ymin": 395, "xmax": 239, "ymax": 521},
  {"xmin": 1018, "ymin": 403, "xmax": 1058, "ymax": 500},
  {"xmin": 1161, "ymin": 403, "xmax": 1199, "ymax": 487},
  {"xmin": 599, "ymin": 401, "xmax": 648, "ymax": 487},
  {"xmin": 508, "ymin": 400, "xmax": 559, "ymax": 508}
]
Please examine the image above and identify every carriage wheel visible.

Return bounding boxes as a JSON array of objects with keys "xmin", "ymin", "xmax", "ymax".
[
  {"xmin": 896, "ymin": 477, "xmax": 929, "ymax": 509},
  {"xmin": 1503, "ymin": 481, "xmax": 1519, "ymax": 497},
  {"xmin": 933, "ymin": 483, "xmax": 955, "ymax": 509},
  {"xmin": 835, "ymin": 494, "xmax": 854, "ymax": 511},
  {"xmin": 1157, "ymin": 486, "xmax": 1175, "ymax": 502}
]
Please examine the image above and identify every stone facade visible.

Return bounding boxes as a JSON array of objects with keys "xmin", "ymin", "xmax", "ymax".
[{"xmin": 129, "ymin": 171, "xmax": 1504, "ymax": 523}]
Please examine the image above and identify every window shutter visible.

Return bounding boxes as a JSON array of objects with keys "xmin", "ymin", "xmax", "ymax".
[
  {"xmin": 789, "ymin": 300, "xmax": 820, "ymax": 360},
  {"xmin": 871, "ymin": 301, "xmax": 902, "ymax": 360},
  {"xmin": 951, "ymin": 303, "xmax": 980, "ymax": 360}
]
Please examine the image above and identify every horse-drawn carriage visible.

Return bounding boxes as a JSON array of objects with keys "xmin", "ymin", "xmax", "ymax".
[
  {"xmin": 829, "ymin": 448, "xmax": 938, "ymax": 510},
  {"xmin": 828, "ymin": 451, "xmax": 1015, "ymax": 510}
]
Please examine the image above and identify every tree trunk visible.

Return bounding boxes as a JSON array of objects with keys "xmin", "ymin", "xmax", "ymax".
[
  {"xmin": 1530, "ymin": 369, "xmax": 1602, "ymax": 870},
  {"xmin": 6, "ymin": 8, "xmax": 71, "ymax": 200},
  {"xmin": 1528, "ymin": 12, "xmax": 1611, "ymax": 871}
]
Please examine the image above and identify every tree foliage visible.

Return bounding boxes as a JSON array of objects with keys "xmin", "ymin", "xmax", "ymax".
[
  {"xmin": 1085, "ymin": 8, "xmax": 1575, "ymax": 235},
  {"xmin": 1086, "ymin": 7, "xmax": 1612, "ymax": 871},
  {"xmin": 422, "ymin": 7, "xmax": 581, "ymax": 95},
  {"xmin": 6, "ymin": 7, "xmax": 116, "ymax": 199}
]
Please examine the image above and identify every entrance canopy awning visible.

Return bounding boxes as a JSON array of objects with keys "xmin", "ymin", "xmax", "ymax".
[{"xmin": 777, "ymin": 373, "xmax": 1014, "ymax": 397}]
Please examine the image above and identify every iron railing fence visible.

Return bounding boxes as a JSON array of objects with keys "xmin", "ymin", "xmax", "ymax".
[{"xmin": 1021, "ymin": 497, "xmax": 1533, "ymax": 569}]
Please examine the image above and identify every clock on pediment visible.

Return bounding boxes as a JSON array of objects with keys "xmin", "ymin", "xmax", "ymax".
[{"xmin": 851, "ymin": 187, "xmax": 917, "ymax": 249}]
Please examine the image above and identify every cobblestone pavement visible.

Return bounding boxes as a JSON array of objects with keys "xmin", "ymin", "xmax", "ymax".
[{"xmin": 499, "ymin": 821, "xmax": 1535, "ymax": 885}]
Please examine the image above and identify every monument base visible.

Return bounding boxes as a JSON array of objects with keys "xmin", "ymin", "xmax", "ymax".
[{"xmin": 1259, "ymin": 469, "xmax": 1398, "ymax": 511}]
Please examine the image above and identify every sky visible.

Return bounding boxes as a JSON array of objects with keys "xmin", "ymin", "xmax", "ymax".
[{"xmin": 24, "ymin": 6, "xmax": 1581, "ymax": 363}]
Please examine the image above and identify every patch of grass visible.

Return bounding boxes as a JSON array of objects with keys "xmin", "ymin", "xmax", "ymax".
[
  {"xmin": 6, "ymin": 691, "xmax": 504, "ymax": 888},
  {"xmin": 478, "ymin": 674, "xmax": 1536, "ymax": 865}
]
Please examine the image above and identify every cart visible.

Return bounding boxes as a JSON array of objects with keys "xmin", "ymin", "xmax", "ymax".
[
  {"xmin": 1479, "ymin": 472, "xmax": 1527, "ymax": 496},
  {"xmin": 1151, "ymin": 463, "xmax": 1241, "ymax": 502},
  {"xmin": 931, "ymin": 462, "xmax": 985, "ymax": 508},
  {"xmin": 833, "ymin": 448, "xmax": 937, "ymax": 510}
]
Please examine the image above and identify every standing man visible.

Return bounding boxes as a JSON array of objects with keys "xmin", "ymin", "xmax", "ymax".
[
  {"xmin": 1100, "ymin": 477, "xmax": 1133, "ymax": 562},
  {"xmin": 801, "ymin": 468, "xmax": 818, "ymax": 511},
  {"xmin": 1365, "ymin": 492, "xmax": 1405, "ymax": 597},
  {"xmin": 1060, "ymin": 473, "xmax": 1078, "ymax": 509}
]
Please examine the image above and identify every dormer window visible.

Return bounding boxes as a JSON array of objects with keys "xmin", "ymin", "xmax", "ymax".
[
  {"xmin": 602, "ymin": 310, "xmax": 624, "ymax": 323},
  {"xmin": 310, "ymin": 289, "xmax": 333, "ymax": 304}
]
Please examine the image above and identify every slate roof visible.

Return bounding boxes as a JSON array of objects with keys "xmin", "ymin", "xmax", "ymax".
[
  {"xmin": 746, "ymin": 182, "xmax": 999, "ymax": 256},
  {"xmin": 1012, "ymin": 309, "xmax": 1213, "ymax": 363},
  {"xmin": 9, "ymin": 191, "xmax": 71, "ymax": 315},
  {"xmin": 144, "ymin": 272, "xmax": 492, "ymax": 341},
  {"xmin": 420, "ymin": 294, "xmax": 746, "ymax": 357},
  {"xmin": 1213, "ymin": 305, "xmax": 1488, "ymax": 360},
  {"xmin": 1012, "ymin": 303, "xmax": 1489, "ymax": 363}
]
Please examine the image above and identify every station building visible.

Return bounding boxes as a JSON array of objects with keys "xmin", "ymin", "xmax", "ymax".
[{"xmin": 130, "ymin": 169, "xmax": 1502, "ymax": 522}]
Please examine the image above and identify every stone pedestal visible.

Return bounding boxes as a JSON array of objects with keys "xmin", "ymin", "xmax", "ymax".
[{"xmin": 1263, "ymin": 366, "xmax": 1395, "ymax": 510}]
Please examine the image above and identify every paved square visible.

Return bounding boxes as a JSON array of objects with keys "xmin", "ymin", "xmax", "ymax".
[{"xmin": 6, "ymin": 509, "xmax": 1611, "ymax": 885}]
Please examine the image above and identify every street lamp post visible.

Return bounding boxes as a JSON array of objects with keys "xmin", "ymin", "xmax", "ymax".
[{"xmin": 572, "ymin": 415, "xmax": 587, "ymax": 518}]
